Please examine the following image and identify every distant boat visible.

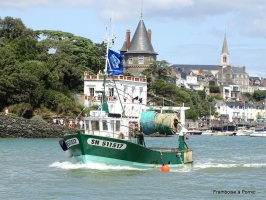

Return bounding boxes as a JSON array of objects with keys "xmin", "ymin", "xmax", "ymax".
[
  {"xmin": 250, "ymin": 131, "xmax": 266, "ymax": 137},
  {"xmin": 201, "ymin": 130, "xmax": 213, "ymax": 135},
  {"xmin": 211, "ymin": 131, "xmax": 236, "ymax": 136},
  {"xmin": 185, "ymin": 129, "xmax": 202, "ymax": 135},
  {"xmin": 235, "ymin": 126, "xmax": 254, "ymax": 136}
]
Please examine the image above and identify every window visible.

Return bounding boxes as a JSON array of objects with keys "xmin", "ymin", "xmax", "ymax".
[
  {"xmin": 102, "ymin": 120, "xmax": 108, "ymax": 130},
  {"xmin": 89, "ymin": 87, "xmax": 95, "ymax": 96},
  {"xmin": 85, "ymin": 120, "xmax": 90, "ymax": 134},
  {"xmin": 115, "ymin": 120, "xmax": 120, "ymax": 131},
  {"xmin": 91, "ymin": 121, "xmax": 99, "ymax": 131},
  {"xmin": 223, "ymin": 56, "xmax": 227, "ymax": 63},
  {"xmin": 110, "ymin": 120, "xmax": 115, "ymax": 133},
  {"xmin": 128, "ymin": 56, "xmax": 133, "ymax": 64},
  {"xmin": 131, "ymin": 86, "xmax": 135, "ymax": 97},
  {"xmin": 109, "ymin": 88, "xmax": 114, "ymax": 96},
  {"xmin": 149, "ymin": 56, "xmax": 153, "ymax": 64},
  {"xmin": 123, "ymin": 85, "xmax": 128, "ymax": 96},
  {"xmin": 138, "ymin": 56, "xmax": 144, "ymax": 64},
  {"xmin": 233, "ymin": 86, "xmax": 238, "ymax": 91}
]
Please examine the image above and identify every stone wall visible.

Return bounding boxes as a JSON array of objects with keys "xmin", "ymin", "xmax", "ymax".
[{"xmin": 0, "ymin": 115, "xmax": 78, "ymax": 138}]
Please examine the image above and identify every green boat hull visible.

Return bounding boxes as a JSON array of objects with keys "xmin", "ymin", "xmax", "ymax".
[{"xmin": 62, "ymin": 132, "xmax": 193, "ymax": 169}]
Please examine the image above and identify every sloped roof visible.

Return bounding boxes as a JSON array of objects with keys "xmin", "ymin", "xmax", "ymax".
[
  {"xmin": 172, "ymin": 64, "xmax": 219, "ymax": 71},
  {"xmin": 249, "ymin": 77, "xmax": 260, "ymax": 80},
  {"xmin": 232, "ymin": 67, "xmax": 248, "ymax": 75},
  {"xmin": 120, "ymin": 41, "xmax": 127, "ymax": 52},
  {"xmin": 125, "ymin": 19, "xmax": 157, "ymax": 55}
]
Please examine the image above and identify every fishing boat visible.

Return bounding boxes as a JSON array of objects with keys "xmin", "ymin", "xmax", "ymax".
[
  {"xmin": 58, "ymin": 28, "xmax": 193, "ymax": 169},
  {"xmin": 59, "ymin": 108, "xmax": 193, "ymax": 169}
]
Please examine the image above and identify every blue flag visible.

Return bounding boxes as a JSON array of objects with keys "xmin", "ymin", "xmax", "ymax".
[{"xmin": 108, "ymin": 49, "xmax": 124, "ymax": 75}]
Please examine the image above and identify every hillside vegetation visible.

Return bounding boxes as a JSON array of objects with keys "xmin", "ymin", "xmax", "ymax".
[{"xmin": 0, "ymin": 16, "xmax": 217, "ymax": 120}]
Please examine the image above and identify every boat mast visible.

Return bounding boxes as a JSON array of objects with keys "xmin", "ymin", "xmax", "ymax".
[{"xmin": 101, "ymin": 24, "xmax": 112, "ymax": 114}]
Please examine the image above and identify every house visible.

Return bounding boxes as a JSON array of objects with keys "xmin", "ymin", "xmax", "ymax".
[
  {"xmin": 213, "ymin": 99, "xmax": 266, "ymax": 122},
  {"xmin": 84, "ymin": 73, "xmax": 147, "ymax": 118}
]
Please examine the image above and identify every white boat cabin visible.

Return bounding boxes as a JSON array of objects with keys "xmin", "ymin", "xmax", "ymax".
[{"xmin": 84, "ymin": 110, "xmax": 138, "ymax": 140}]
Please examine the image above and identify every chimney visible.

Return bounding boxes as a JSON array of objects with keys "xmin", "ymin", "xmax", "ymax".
[
  {"xmin": 242, "ymin": 66, "xmax": 246, "ymax": 72},
  {"xmin": 147, "ymin": 29, "xmax": 152, "ymax": 43},
  {"xmin": 126, "ymin": 29, "xmax": 130, "ymax": 48},
  {"xmin": 198, "ymin": 68, "xmax": 203, "ymax": 74}
]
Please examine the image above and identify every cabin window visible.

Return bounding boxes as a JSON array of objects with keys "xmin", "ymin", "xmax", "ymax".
[
  {"xmin": 128, "ymin": 56, "xmax": 133, "ymax": 64},
  {"xmin": 102, "ymin": 120, "xmax": 108, "ymax": 130},
  {"xmin": 115, "ymin": 120, "xmax": 120, "ymax": 131},
  {"xmin": 110, "ymin": 120, "xmax": 115, "ymax": 133},
  {"xmin": 85, "ymin": 120, "xmax": 90, "ymax": 134},
  {"xmin": 91, "ymin": 121, "xmax": 99, "ymax": 131},
  {"xmin": 138, "ymin": 56, "xmax": 144, "ymax": 64}
]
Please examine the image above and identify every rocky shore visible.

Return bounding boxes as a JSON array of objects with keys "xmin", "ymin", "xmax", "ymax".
[{"xmin": 0, "ymin": 115, "xmax": 78, "ymax": 138}]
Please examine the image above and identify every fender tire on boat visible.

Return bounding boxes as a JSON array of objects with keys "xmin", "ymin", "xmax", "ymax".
[{"xmin": 59, "ymin": 140, "xmax": 68, "ymax": 151}]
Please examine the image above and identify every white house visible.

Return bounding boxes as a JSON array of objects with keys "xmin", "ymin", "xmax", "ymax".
[
  {"xmin": 213, "ymin": 100, "xmax": 266, "ymax": 122},
  {"xmin": 84, "ymin": 73, "xmax": 147, "ymax": 118}
]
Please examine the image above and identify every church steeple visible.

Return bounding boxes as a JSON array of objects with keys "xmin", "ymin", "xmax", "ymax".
[
  {"xmin": 220, "ymin": 33, "xmax": 230, "ymax": 66},
  {"xmin": 221, "ymin": 33, "xmax": 229, "ymax": 55}
]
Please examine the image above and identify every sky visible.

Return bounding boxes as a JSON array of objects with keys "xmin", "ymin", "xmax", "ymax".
[{"xmin": 1, "ymin": 0, "xmax": 266, "ymax": 77}]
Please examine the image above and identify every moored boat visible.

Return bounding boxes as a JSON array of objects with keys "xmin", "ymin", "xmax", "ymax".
[
  {"xmin": 185, "ymin": 129, "xmax": 202, "ymax": 135},
  {"xmin": 250, "ymin": 132, "xmax": 266, "ymax": 137},
  {"xmin": 211, "ymin": 131, "xmax": 236, "ymax": 136},
  {"xmin": 235, "ymin": 126, "xmax": 254, "ymax": 136}
]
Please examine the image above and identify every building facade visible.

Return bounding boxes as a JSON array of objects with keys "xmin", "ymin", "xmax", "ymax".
[{"xmin": 84, "ymin": 73, "xmax": 147, "ymax": 118}]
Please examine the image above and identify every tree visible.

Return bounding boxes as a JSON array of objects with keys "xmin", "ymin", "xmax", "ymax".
[
  {"xmin": 0, "ymin": 16, "xmax": 26, "ymax": 39},
  {"xmin": 209, "ymin": 85, "xmax": 220, "ymax": 93},
  {"xmin": 253, "ymin": 90, "xmax": 266, "ymax": 101},
  {"xmin": 0, "ymin": 61, "xmax": 47, "ymax": 107}
]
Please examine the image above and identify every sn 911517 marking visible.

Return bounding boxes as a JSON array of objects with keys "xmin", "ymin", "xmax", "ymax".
[{"xmin": 87, "ymin": 138, "xmax": 126, "ymax": 150}]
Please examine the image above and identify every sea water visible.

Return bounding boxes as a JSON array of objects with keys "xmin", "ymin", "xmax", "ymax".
[{"xmin": 0, "ymin": 135, "xmax": 265, "ymax": 200}]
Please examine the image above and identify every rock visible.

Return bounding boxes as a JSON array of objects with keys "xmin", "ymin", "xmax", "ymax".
[{"xmin": 0, "ymin": 115, "xmax": 78, "ymax": 138}]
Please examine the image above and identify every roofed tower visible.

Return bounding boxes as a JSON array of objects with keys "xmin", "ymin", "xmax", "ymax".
[
  {"xmin": 120, "ymin": 18, "xmax": 158, "ymax": 76},
  {"xmin": 218, "ymin": 33, "xmax": 230, "ymax": 84},
  {"xmin": 220, "ymin": 33, "xmax": 230, "ymax": 67},
  {"xmin": 126, "ymin": 19, "xmax": 157, "ymax": 55}
]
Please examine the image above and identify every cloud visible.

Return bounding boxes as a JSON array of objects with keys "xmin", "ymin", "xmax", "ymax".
[
  {"xmin": 0, "ymin": 0, "xmax": 94, "ymax": 9},
  {"xmin": 1, "ymin": 0, "xmax": 266, "ymax": 38}
]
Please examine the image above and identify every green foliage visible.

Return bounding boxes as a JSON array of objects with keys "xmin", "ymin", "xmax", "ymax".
[
  {"xmin": 243, "ymin": 92, "xmax": 255, "ymax": 102},
  {"xmin": 207, "ymin": 95, "xmax": 223, "ymax": 102},
  {"xmin": 84, "ymin": 105, "xmax": 99, "ymax": 116},
  {"xmin": 31, "ymin": 115, "xmax": 46, "ymax": 123},
  {"xmin": 209, "ymin": 85, "xmax": 220, "ymax": 93},
  {"xmin": 253, "ymin": 90, "xmax": 266, "ymax": 101},
  {"xmin": 144, "ymin": 60, "xmax": 213, "ymax": 119},
  {"xmin": 0, "ymin": 16, "xmax": 105, "ymax": 117},
  {"xmin": 0, "ymin": 16, "xmax": 26, "ymax": 39},
  {"xmin": 43, "ymin": 89, "xmax": 76, "ymax": 114},
  {"xmin": 8, "ymin": 103, "xmax": 32, "ymax": 117}
]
